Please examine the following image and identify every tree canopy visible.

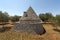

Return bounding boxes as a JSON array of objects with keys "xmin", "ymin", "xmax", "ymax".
[
  {"xmin": 0, "ymin": 11, "xmax": 9, "ymax": 22},
  {"xmin": 39, "ymin": 12, "xmax": 54, "ymax": 22},
  {"xmin": 10, "ymin": 15, "xmax": 21, "ymax": 22}
]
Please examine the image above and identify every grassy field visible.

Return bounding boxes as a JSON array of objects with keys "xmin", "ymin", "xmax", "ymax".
[{"xmin": 0, "ymin": 24, "xmax": 60, "ymax": 40}]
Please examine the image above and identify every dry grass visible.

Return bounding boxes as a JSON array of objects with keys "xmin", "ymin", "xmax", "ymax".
[
  {"xmin": 42, "ymin": 24, "xmax": 60, "ymax": 40},
  {"xmin": 0, "ymin": 24, "xmax": 60, "ymax": 40}
]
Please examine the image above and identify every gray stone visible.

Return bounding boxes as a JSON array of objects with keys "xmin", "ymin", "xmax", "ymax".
[{"xmin": 13, "ymin": 6, "xmax": 46, "ymax": 35}]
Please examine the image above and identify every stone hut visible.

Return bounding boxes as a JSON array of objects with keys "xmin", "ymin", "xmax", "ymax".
[{"xmin": 13, "ymin": 7, "xmax": 46, "ymax": 35}]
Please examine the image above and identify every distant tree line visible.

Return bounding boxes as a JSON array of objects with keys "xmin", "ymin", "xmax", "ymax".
[
  {"xmin": 0, "ymin": 11, "xmax": 9, "ymax": 22},
  {"xmin": 0, "ymin": 11, "xmax": 60, "ymax": 26},
  {"xmin": 0, "ymin": 11, "xmax": 21, "ymax": 22},
  {"xmin": 39, "ymin": 12, "xmax": 55, "ymax": 22},
  {"xmin": 39, "ymin": 12, "xmax": 60, "ymax": 26},
  {"xmin": 10, "ymin": 15, "xmax": 21, "ymax": 22}
]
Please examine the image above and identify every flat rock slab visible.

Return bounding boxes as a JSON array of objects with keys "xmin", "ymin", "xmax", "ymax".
[{"xmin": 13, "ymin": 23, "xmax": 46, "ymax": 35}]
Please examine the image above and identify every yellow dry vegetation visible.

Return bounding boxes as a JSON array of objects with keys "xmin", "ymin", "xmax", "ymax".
[{"xmin": 0, "ymin": 24, "xmax": 60, "ymax": 40}]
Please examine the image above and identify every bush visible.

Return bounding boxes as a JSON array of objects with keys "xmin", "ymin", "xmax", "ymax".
[
  {"xmin": 0, "ymin": 27, "xmax": 11, "ymax": 32},
  {"xmin": 56, "ymin": 15, "xmax": 60, "ymax": 26}
]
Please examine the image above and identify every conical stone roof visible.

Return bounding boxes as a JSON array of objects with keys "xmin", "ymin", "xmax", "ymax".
[
  {"xmin": 26, "ymin": 6, "xmax": 38, "ymax": 17},
  {"xmin": 20, "ymin": 7, "xmax": 40, "ymax": 21}
]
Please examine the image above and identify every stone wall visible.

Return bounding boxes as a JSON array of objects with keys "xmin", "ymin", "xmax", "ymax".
[{"xmin": 13, "ymin": 22, "xmax": 46, "ymax": 35}]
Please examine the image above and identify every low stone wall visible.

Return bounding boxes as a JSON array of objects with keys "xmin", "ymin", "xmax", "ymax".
[{"xmin": 20, "ymin": 20, "xmax": 40, "ymax": 24}]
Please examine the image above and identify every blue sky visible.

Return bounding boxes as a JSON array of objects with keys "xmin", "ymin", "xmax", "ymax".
[{"xmin": 0, "ymin": 0, "xmax": 60, "ymax": 16}]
